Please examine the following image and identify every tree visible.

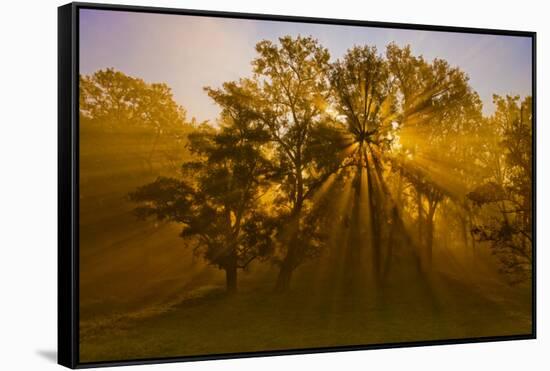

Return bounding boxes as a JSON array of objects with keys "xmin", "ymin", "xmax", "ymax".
[
  {"xmin": 328, "ymin": 45, "xmax": 395, "ymax": 289},
  {"xmin": 129, "ymin": 110, "xmax": 275, "ymax": 293},
  {"xmin": 80, "ymin": 68, "xmax": 190, "ymax": 173},
  {"xmin": 254, "ymin": 36, "xmax": 336, "ymax": 291},
  {"xmin": 206, "ymin": 36, "xmax": 333, "ymax": 292},
  {"xmin": 386, "ymin": 44, "xmax": 481, "ymax": 271},
  {"xmin": 468, "ymin": 95, "xmax": 533, "ymax": 284}
]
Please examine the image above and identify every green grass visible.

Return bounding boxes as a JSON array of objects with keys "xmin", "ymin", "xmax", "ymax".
[{"xmin": 79, "ymin": 269, "xmax": 532, "ymax": 363}]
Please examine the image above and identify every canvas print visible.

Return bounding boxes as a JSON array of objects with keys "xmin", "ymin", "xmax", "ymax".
[{"xmin": 78, "ymin": 8, "xmax": 533, "ymax": 363}]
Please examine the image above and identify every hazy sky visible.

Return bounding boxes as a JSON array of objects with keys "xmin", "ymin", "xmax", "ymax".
[{"xmin": 80, "ymin": 9, "xmax": 532, "ymax": 122}]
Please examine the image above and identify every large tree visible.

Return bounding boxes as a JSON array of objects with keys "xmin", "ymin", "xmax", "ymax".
[
  {"xmin": 328, "ymin": 45, "xmax": 396, "ymax": 289},
  {"xmin": 253, "ymin": 36, "xmax": 335, "ymax": 291},
  {"xmin": 386, "ymin": 44, "xmax": 481, "ymax": 272},
  {"xmin": 207, "ymin": 36, "xmax": 334, "ymax": 292},
  {"xmin": 80, "ymin": 68, "xmax": 190, "ymax": 174},
  {"xmin": 468, "ymin": 95, "xmax": 533, "ymax": 284},
  {"xmin": 129, "ymin": 110, "xmax": 275, "ymax": 293},
  {"xmin": 79, "ymin": 69, "xmax": 197, "ymax": 307}
]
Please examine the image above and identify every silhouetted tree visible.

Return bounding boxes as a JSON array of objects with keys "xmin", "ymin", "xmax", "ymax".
[
  {"xmin": 251, "ymin": 36, "xmax": 333, "ymax": 292},
  {"xmin": 328, "ymin": 45, "xmax": 395, "ymax": 289},
  {"xmin": 206, "ymin": 36, "xmax": 333, "ymax": 292},
  {"xmin": 129, "ymin": 113, "xmax": 275, "ymax": 293},
  {"xmin": 468, "ymin": 95, "xmax": 532, "ymax": 284}
]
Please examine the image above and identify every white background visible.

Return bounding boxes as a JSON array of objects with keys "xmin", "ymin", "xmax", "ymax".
[{"xmin": 0, "ymin": 0, "xmax": 546, "ymax": 369}]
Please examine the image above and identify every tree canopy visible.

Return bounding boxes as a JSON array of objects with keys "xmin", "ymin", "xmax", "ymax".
[{"xmin": 123, "ymin": 36, "xmax": 533, "ymax": 293}]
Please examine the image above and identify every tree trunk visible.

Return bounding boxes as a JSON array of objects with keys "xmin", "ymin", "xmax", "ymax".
[
  {"xmin": 425, "ymin": 200, "xmax": 437, "ymax": 271},
  {"xmin": 275, "ymin": 257, "xmax": 294, "ymax": 293},
  {"xmin": 275, "ymin": 212, "xmax": 300, "ymax": 293},
  {"xmin": 345, "ymin": 165, "xmax": 363, "ymax": 292},
  {"xmin": 382, "ymin": 207, "xmax": 398, "ymax": 282},
  {"xmin": 225, "ymin": 261, "xmax": 238, "ymax": 294},
  {"xmin": 467, "ymin": 212, "xmax": 477, "ymax": 264},
  {"xmin": 366, "ymin": 162, "xmax": 381, "ymax": 287},
  {"xmin": 417, "ymin": 192, "xmax": 423, "ymax": 246},
  {"xmin": 425, "ymin": 217, "xmax": 434, "ymax": 269},
  {"xmin": 274, "ymin": 152, "xmax": 304, "ymax": 293}
]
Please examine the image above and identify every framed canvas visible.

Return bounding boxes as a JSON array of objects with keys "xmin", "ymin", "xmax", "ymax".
[{"xmin": 58, "ymin": 2, "xmax": 536, "ymax": 368}]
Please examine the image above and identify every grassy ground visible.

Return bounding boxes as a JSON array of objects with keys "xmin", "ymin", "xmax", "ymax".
[{"xmin": 79, "ymin": 267, "xmax": 532, "ymax": 363}]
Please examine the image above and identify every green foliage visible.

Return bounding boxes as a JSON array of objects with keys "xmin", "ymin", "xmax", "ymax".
[
  {"xmin": 468, "ymin": 95, "xmax": 532, "ymax": 284},
  {"xmin": 467, "ymin": 182, "xmax": 506, "ymax": 206},
  {"xmin": 80, "ymin": 68, "xmax": 192, "ymax": 173},
  {"xmin": 251, "ymin": 36, "xmax": 332, "ymax": 209},
  {"xmin": 127, "ymin": 37, "xmax": 532, "ymax": 291},
  {"xmin": 330, "ymin": 45, "xmax": 394, "ymax": 146},
  {"xmin": 130, "ymin": 113, "xmax": 276, "ymax": 288},
  {"xmin": 130, "ymin": 177, "xmax": 196, "ymax": 222},
  {"xmin": 204, "ymin": 36, "xmax": 336, "ymax": 290}
]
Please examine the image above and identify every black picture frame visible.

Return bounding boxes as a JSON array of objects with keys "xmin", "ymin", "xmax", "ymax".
[{"xmin": 58, "ymin": 2, "xmax": 537, "ymax": 368}]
